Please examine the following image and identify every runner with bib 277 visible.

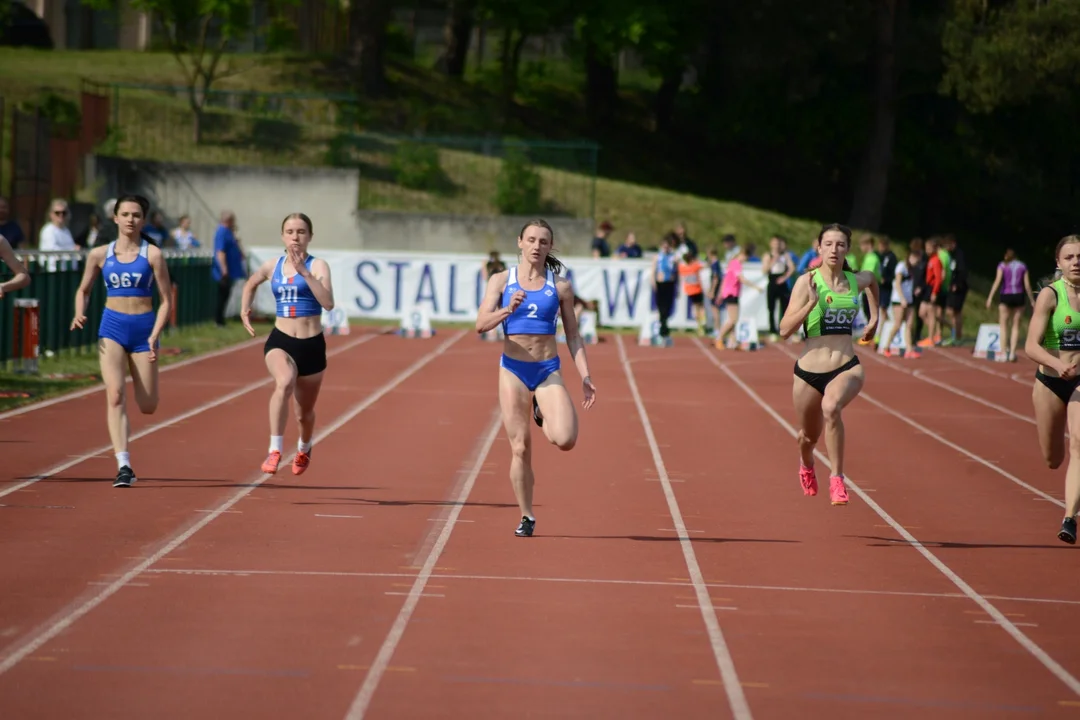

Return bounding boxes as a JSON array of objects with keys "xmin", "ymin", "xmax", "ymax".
[{"xmin": 779, "ymin": 223, "xmax": 880, "ymax": 507}]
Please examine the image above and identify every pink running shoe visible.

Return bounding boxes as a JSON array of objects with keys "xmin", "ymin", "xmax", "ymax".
[
  {"xmin": 261, "ymin": 451, "xmax": 281, "ymax": 475},
  {"xmin": 799, "ymin": 465, "xmax": 818, "ymax": 496},
  {"xmin": 829, "ymin": 475, "xmax": 849, "ymax": 505}
]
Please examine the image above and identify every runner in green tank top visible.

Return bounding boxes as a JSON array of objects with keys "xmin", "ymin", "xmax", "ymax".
[
  {"xmin": 1024, "ymin": 233, "xmax": 1080, "ymax": 544},
  {"xmin": 779, "ymin": 223, "xmax": 880, "ymax": 507}
]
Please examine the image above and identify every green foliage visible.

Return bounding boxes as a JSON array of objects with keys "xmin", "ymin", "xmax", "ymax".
[
  {"xmin": 390, "ymin": 141, "xmax": 445, "ymax": 190},
  {"xmin": 494, "ymin": 147, "xmax": 543, "ymax": 214},
  {"xmin": 941, "ymin": 0, "xmax": 1080, "ymax": 113},
  {"xmin": 20, "ymin": 93, "xmax": 81, "ymax": 139}
]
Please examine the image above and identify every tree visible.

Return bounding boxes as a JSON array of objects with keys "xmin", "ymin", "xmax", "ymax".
[{"xmin": 81, "ymin": 0, "xmax": 299, "ymax": 143}]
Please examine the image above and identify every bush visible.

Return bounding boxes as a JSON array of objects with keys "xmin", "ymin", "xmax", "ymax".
[
  {"xmin": 494, "ymin": 147, "xmax": 542, "ymax": 215},
  {"xmin": 391, "ymin": 141, "xmax": 445, "ymax": 190}
]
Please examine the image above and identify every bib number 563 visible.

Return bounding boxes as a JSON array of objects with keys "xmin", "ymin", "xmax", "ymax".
[
  {"xmin": 1063, "ymin": 328, "xmax": 1079, "ymax": 346},
  {"xmin": 823, "ymin": 308, "xmax": 857, "ymax": 325}
]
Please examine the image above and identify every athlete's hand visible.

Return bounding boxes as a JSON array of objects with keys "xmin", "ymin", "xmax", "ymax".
[
  {"xmin": 147, "ymin": 334, "xmax": 159, "ymax": 363},
  {"xmin": 581, "ymin": 376, "xmax": 596, "ymax": 410},
  {"xmin": 507, "ymin": 289, "xmax": 526, "ymax": 313},
  {"xmin": 985, "ymin": 296, "xmax": 992, "ymax": 310},
  {"xmin": 1059, "ymin": 362, "xmax": 1078, "ymax": 380},
  {"xmin": 70, "ymin": 314, "xmax": 87, "ymax": 331},
  {"xmin": 860, "ymin": 315, "xmax": 878, "ymax": 344},
  {"xmin": 287, "ymin": 245, "xmax": 308, "ymax": 276},
  {"xmin": 241, "ymin": 308, "xmax": 256, "ymax": 337}
]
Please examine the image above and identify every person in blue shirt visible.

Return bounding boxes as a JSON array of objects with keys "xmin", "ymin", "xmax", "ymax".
[
  {"xmin": 240, "ymin": 213, "xmax": 336, "ymax": 478},
  {"xmin": 617, "ymin": 232, "xmax": 643, "ymax": 258},
  {"xmin": 69, "ymin": 194, "xmax": 174, "ymax": 488},
  {"xmin": 476, "ymin": 219, "xmax": 597, "ymax": 538},
  {"xmin": 651, "ymin": 233, "xmax": 679, "ymax": 339},
  {"xmin": 212, "ymin": 210, "xmax": 247, "ymax": 326}
]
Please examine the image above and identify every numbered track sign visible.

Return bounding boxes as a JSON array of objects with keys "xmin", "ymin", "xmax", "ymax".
[
  {"xmin": 735, "ymin": 317, "xmax": 760, "ymax": 350},
  {"xmin": 399, "ymin": 304, "xmax": 434, "ymax": 339},
  {"xmin": 876, "ymin": 319, "xmax": 907, "ymax": 354},
  {"xmin": 639, "ymin": 311, "xmax": 662, "ymax": 347},
  {"xmin": 321, "ymin": 307, "xmax": 350, "ymax": 336},
  {"xmin": 578, "ymin": 310, "xmax": 599, "ymax": 345},
  {"xmin": 973, "ymin": 323, "xmax": 1003, "ymax": 359}
]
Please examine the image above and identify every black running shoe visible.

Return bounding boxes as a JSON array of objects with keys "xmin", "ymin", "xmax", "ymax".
[
  {"xmin": 1059, "ymin": 517, "xmax": 1077, "ymax": 545},
  {"xmin": 515, "ymin": 516, "xmax": 535, "ymax": 537},
  {"xmin": 532, "ymin": 396, "xmax": 543, "ymax": 428},
  {"xmin": 114, "ymin": 466, "xmax": 136, "ymax": 488}
]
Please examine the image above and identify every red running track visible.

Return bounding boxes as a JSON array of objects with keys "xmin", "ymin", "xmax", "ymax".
[{"xmin": 0, "ymin": 329, "xmax": 1078, "ymax": 719}]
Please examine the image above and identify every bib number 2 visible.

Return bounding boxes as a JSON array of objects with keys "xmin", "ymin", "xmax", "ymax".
[{"xmin": 525, "ymin": 303, "xmax": 538, "ymax": 318}]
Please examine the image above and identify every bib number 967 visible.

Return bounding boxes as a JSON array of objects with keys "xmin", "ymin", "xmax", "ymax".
[{"xmin": 107, "ymin": 272, "xmax": 142, "ymax": 289}]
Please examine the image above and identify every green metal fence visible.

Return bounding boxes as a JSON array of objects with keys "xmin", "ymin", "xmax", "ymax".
[
  {"xmin": 0, "ymin": 249, "xmax": 218, "ymax": 368},
  {"xmin": 98, "ymin": 83, "xmax": 600, "ymax": 219}
]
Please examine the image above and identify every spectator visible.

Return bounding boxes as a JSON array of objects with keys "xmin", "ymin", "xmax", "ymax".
[
  {"xmin": 857, "ymin": 234, "xmax": 881, "ymax": 334},
  {"xmin": 651, "ymin": 233, "xmax": 679, "ymax": 340},
  {"xmin": 143, "ymin": 210, "xmax": 169, "ymax": 246},
  {"xmin": 797, "ymin": 241, "xmax": 819, "ymax": 273},
  {"xmin": 706, "ymin": 246, "xmax": 723, "ymax": 333},
  {"xmin": 761, "ymin": 236, "xmax": 795, "ymax": 340},
  {"xmin": 678, "ymin": 249, "xmax": 707, "ymax": 336},
  {"xmin": 212, "ymin": 210, "xmax": 247, "ymax": 327},
  {"xmin": 591, "ymin": 221, "xmax": 613, "ymax": 258},
  {"xmin": 673, "ymin": 221, "xmax": 697, "ymax": 258},
  {"xmin": 0, "ymin": 196, "xmax": 26, "ymax": 249},
  {"xmin": 943, "ymin": 233, "xmax": 968, "ymax": 345},
  {"xmin": 617, "ymin": 232, "xmax": 643, "ymax": 258},
  {"xmin": 721, "ymin": 234, "xmax": 739, "ymax": 262},
  {"xmin": 38, "ymin": 198, "xmax": 77, "ymax": 251},
  {"xmin": 918, "ymin": 236, "xmax": 946, "ymax": 348},
  {"xmin": 75, "ymin": 212, "xmax": 101, "ymax": 248},
  {"xmin": 483, "ymin": 250, "xmax": 506, "ymax": 283},
  {"xmin": 171, "ymin": 215, "xmax": 200, "ymax": 250}
]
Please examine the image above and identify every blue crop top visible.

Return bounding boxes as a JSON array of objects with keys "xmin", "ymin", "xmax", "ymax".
[
  {"xmin": 271, "ymin": 255, "xmax": 323, "ymax": 318},
  {"xmin": 501, "ymin": 266, "xmax": 560, "ymax": 336},
  {"xmin": 655, "ymin": 251, "xmax": 677, "ymax": 283},
  {"xmin": 102, "ymin": 240, "xmax": 155, "ymax": 298}
]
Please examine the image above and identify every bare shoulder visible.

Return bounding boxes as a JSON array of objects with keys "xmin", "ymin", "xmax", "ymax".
[
  {"xmin": 487, "ymin": 268, "xmax": 509, "ymax": 290},
  {"xmin": 87, "ymin": 245, "xmax": 108, "ymax": 264},
  {"xmin": 554, "ymin": 273, "xmax": 574, "ymax": 296},
  {"xmin": 1035, "ymin": 285, "xmax": 1058, "ymax": 309},
  {"xmin": 310, "ymin": 256, "xmax": 331, "ymax": 274}
]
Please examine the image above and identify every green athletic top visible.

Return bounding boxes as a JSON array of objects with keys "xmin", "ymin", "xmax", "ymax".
[
  {"xmin": 1041, "ymin": 279, "xmax": 1080, "ymax": 351},
  {"xmin": 804, "ymin": 271, "xmax": 860, "ymax": 338},
  {"xmin": 938, "ymin": 249, "xmax": 952, "ymax": 289},
  {"xmin": 860, "ymin": 252, "xmax": 881, "ymax": 282}
]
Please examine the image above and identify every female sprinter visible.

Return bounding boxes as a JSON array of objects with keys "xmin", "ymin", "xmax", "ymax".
[
  {"xmin": 240, "ymin": 213, "xmax": 335, "ymax": 477},
  {"xmin": 986, "ymin": 248, "xmax": 1035, "ymax": 362},
  {"xmin": 0, "ymin": 232, "xmax": 31, "ymax": 296},
  {"xmin": 475, "ymin": 219, "xmax": 597, "ymax": 537},
  {"xmin": 1023, "ymin": 235, "xmax": 1080, "ymax": 544},
  {"xmin": 778, "ymin": 223, "xmax": 879, "ymax": 505},
  {"xmin": 70, "ymin": 194, "xmax": 173, "ymax": 488}
]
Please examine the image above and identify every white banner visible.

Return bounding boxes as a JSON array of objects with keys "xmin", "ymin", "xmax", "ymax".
[{"xmin": 245, "ymin": 248, "xmax": 775, "ymax": 331}]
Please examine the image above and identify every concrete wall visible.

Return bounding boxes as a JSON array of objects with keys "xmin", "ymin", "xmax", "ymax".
[
  {"xmin": 89, "ymin": 156, "xmax": 595, "ymax": 255},
  {"xmin": 90, "ymin": 156, "xmax": 362, "ymax": 251}
]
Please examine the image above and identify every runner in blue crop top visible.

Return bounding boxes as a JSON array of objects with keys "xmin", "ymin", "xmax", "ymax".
[
  {"xmin": 241, "ymin": 212, "xmax": 336, "ymax": 478},
  {"xmin": 70, "ymin": 194, "xmax": 173, "ymax": 489},
  {"xmin": 476, "ymin": 219, "xmax": 597, "ymax": 538}
]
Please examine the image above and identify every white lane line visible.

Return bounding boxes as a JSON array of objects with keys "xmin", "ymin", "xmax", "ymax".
[
  {"xmin": 0, "ymin": 333, "xmax": 380, "ymax": 499},
  {"xmin": 858, "ymin": 348, "xmax": 1035, "ymax": 424},
  {"xmin": 617, "ymin": 334, "xmax": 752, "ymax": 720},
  {"xmin": 0, "ymin": 330, "xmax": 466, "ymax": 677},
  {"xmin": 0, "ymin": 335, "xmax": 266, "ymax": 422},
  {"xmin": 693, "ymin": 338, "xmax": 1080, "ymax": 699},
  {"xmin": 930, "ymin": 346, "xmax": 1029, "ymax": 386},
  {"xmin": 343, "ymin": 408, "xmax": 503, "ymax": 720},
  {"xmin": 774, "ymin": 343, "xmax": 1065, "ymax": 509}
]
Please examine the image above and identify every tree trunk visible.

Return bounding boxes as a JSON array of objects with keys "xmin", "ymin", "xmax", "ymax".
[
  {"xmin": 500, "ymin": 28, "xmax": 527, "ymax": 118},
  {"xmin": 653, "ymin": 67, "xmax": 683, "ymax": 133},
  {"xmin": 349, "ymin": 0, "xmax": 394, "ymax": 98},
  {"xmin": 437, "ymin": 0, "xmax": 475, "ymax": 77},
  {"xmin": 848, "ymin": 0, "xmax": 906, "ymax": 231},
  {"xmin": 584, "ymin": 38, "xmax": 618, "ymax": 130}
]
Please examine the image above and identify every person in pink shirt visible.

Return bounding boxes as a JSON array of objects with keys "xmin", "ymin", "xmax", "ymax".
[{"xmin": 714, "ymin": 243, "xmax": 763, "ymax": 349}]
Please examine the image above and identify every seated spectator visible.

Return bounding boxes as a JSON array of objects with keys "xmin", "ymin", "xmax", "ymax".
[
  {"xmin": 38, "ymin": 199, "xmax": 76, "ymax": 251},
  {"xmin": 171, "ymin": 215, "xmax": 200, "ymax": 250},
  {"xmin": 617, "ymin": 232, "xmax": 643, "ymax": 258},
  {"xmin": 591, "ymin": 221, "xmax": 613, "ymax": 258},
  {"xmin": 0, "ymin": 195, "xmax": 25, "ymax": 249}
]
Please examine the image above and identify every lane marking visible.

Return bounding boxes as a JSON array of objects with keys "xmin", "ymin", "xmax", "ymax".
[
  {"xmin": 0, "ymin": 334, "xmax": 267, "ymax": 423},
  {"xmin": 930, "ymin": 346, "xmax": 1029, "ymax": 386},
  {"xmin": 772, "ymin": 343, "xmax": 1065, "ymax": 509},
  {"xmin": 858, "ymin": 347, "xmax": 1035, "ymax": 424},
  {"xmin": 617, "ymin": 334, "xmax": 752, "ymax": 720},
  {"xmin": 343, "ymin": 408, "xmax": 503, "ymax": 720},
  {"xmin": 145, "ymin": 567, "xmax": 1080, "ymax": 606},
  {"xmin": 0, "ymin": 332, "xmax": 380, "ymax": 498},
  {"xmin": 0, "ymin": 330, "xmax": 466, "ymax": 678},
  {"xmin": 315, "ymin": 514, "xmax": 365, "ymax": 519},
  {"xmin": 694, "ymin": 337, "xmax": 1080, "ymax": 699}
]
